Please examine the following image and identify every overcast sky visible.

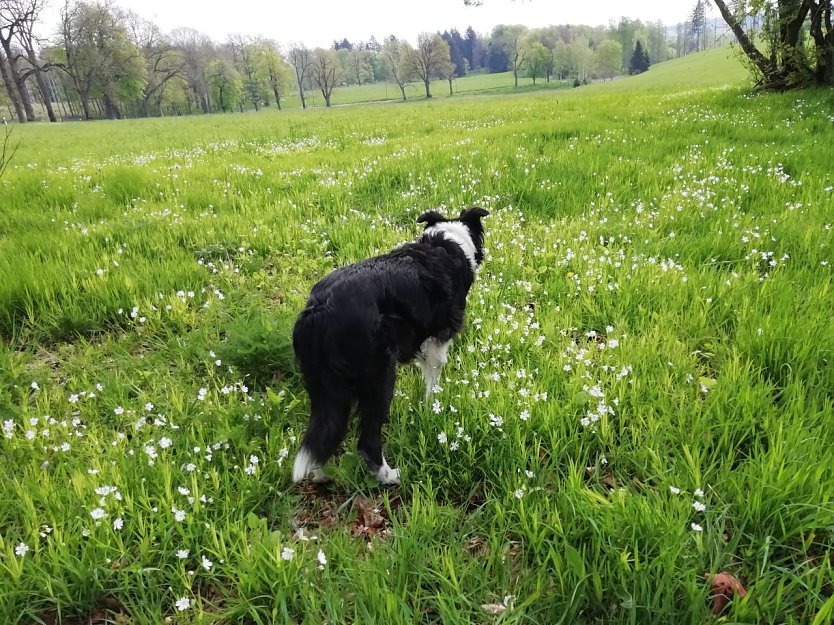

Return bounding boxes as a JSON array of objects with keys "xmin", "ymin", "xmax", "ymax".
[{"xmin": 39, "ymin": 0, "xmax": 699, "ymax": 47}]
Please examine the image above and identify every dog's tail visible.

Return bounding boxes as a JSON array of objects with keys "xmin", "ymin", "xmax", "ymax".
[{"xmin": 292, "ymin": 445, "xmax": 317, "ymax": 482}]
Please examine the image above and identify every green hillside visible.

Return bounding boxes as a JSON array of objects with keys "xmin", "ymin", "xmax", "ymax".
[
  {"xmin": 281, "ymin": 46, "xmax": 751, "ymax": 109},
  {"xmin": 602, "ymin": 46, "xmax": 750, "ymax": 90}
]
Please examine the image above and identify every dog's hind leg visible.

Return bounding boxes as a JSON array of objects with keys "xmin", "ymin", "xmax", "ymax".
[
  {"xmin": 292, "ymin": 392, "xmax": 351, "ymax": 483},
  {"xmin": 418, "ymin": 338, "xmax": 450, "ymax": 402},
  {"xmin": 357, "ymin": 360, "xmax": 400, "ymax": 485}
]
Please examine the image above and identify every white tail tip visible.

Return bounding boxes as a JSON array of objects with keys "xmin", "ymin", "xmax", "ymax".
[{"xmin": 292, "ymin": 446, "xmax": 317, "ymax": 482}]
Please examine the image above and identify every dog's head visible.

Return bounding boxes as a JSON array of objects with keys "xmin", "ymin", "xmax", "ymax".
[{"xmin": 417, "ymin": 206, "xmax": 489, "ymax": 266}]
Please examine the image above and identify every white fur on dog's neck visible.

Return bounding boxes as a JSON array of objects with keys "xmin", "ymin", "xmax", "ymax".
[{"xmin": 425, "ymin": 222, "xmax": 477, "ymax": 271}]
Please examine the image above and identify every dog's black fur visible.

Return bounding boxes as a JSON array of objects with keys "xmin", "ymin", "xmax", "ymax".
[{"xmin": 291, "ymin": 207, "xmax": 489, "ymax": 483}]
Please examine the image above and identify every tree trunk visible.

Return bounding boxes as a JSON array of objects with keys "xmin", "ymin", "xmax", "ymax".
[
  {"xmin": 79, "ymin": 92, "xmax": 91, "ymax": 119},
  {"xmin": 809, "ymin": 0, "xmax": 834, "ymax": 85},
  {"xmin": 32, "ymin": 72, "xmax": 57, "ymax": 122},
  {"xmin": 102, "ymin": 96, "xmax": 121, "ymax": 120},
  {"xmin": 0, "ymin": 54, "xmax": 25, "ymax": 122},
  {"xmin": 272, "ymin": 85, "xmax": 282, "ymax": 110},
  {"xmin": 24, "ymin": 49, "xmax": 57, "ymax": 122},
  {"xmin": 324, "ymin": 92, "xmax": 331, "ymax": 107},
  {"xmin": 448, "ymin": 77, "xmax": 453, "ymax": 95},
  {"xmin": 296, "ymin": 75, "xmax": 307, "ymax": 109},
  {"xmin": 1, "ymin": 42, "xmax": 36, "ymax": 121},
  {"xmin": 424, "ymin": 79, "xmax": 431, "ymax": 98},
  {"xmin": 399, "ymin": 83, "xmax": 406, "ymax": 101},
  {"xmin": 778, "ymin": 1, "xmax": 812, "ymax": 77},
  {"xmin": 513, "ymin": 68, "xmax": 518, "ymax": 87},
  {"xmin": 712, "ymin": 0, "xmax": 774, "ymax": 80}
]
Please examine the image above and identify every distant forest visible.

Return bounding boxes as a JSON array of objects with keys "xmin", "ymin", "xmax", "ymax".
[{"xmin": 0, "ymin": 0, "xmax": 732, "ymax": 121}]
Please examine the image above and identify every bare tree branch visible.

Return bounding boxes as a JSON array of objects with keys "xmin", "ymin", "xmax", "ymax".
[{"xmin": 0, "ymin": 119, "xmax": 21, "ymax": 179}]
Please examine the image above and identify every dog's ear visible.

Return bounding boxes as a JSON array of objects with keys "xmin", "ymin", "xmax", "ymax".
[
  {"xmin": 458, "ymin": 207, "xmax": 490, "ymax": 225},
  {"xmin": 416, "ymin": 210, "xmax": 447, "ymax": 227}
]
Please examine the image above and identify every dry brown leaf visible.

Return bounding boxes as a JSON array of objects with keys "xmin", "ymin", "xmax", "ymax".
[
  {"xmin": 354, "ymin": 496, "xmax": 385, "ymax": 529},
  {"xmin": 705, "ymin": 572, "xmax": 747, "ymax": 614},
  {"xmin": 466, "ymin": 536, "xmax": 488, "ymax": 558}
]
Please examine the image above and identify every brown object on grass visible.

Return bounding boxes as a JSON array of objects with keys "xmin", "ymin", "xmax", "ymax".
[{"xmin": 705, "ymin": 572, "xmax": 748, "ymax": 614}]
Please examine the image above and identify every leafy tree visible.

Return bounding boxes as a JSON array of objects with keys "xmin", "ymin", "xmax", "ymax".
[
  {"xmin": 628, "ymin": 40, "xmax": 650, "ymax": 74},
  {"xmin": 207, "ymin": 57, "xmax": 240, "ymax": 112},
  {"xmin": 257, "ymin": 39, "xmax": 292, "ymax": 110},
  {"xmin": 646, "ymin": 20, "xmax": 672, "ymax": 64},
  {"xmin": 0, "ymin": 0, "xmax": 41, "ymax": 121},
  {"xmin": 311, "ymin": 47, "xmax": 339, "ymax": 107},
  {"xmin": 553, "ymin": 40, "xmax": 570, "ymax": 80},
  {"xmin": 56, "ymin": 1, "xmax": 145, "ymax": 119},
  {"xmin": 407, "ymin": 32, "xmax": 451, "ymax": 98},
  {"xmin": 171, "ymin": 27, "xmax": 213, "ymax": 113},
  {"xmin": 503, "ymin": 24, "xmax": 528, "ymax": 86},
  {"xmin": 127, "ymin": 12, "xmax": 184, "ymax": 117},
  {"xmin": 594, "ymin": 39, "xmax": 622, "ymax": 81},
  {"xmin": 528, "ymin": 27, "xmax": 558, "ymax": 81},
  {"xmin": 614, "ymin": 17, "xmax": 639, "ymax": 71},
  {"xmin": 228, "ymin": 35, "xmax": 267, "ymax": 111},
  {"xmin": 287, "ymin": 44, "xmax": 312, "ymax": 108},
  {"xmin": 525, "ymin": 40, "xmax": 551, "ymax": 84},
  {"xmin": 570, "ymin": 37, "xmax": 594, "ymax": 82},
  {"xmin": 438, "ymin": 47, "xmax": 456, "ymax": 94},
  {"xmin": 382, "ymin": 35, "xmax": 413, "ymax": 101},
  {"xmin": 4, "ymin": 0, "xmax": 59, "ymax": 122},
  {"xmin": 349, "ymin": 48, "xmax": 372, "ymax": 85}
]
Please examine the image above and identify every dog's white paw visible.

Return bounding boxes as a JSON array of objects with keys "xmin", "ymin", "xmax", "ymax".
[
  {"xmin": 311, "ymin": 467, "xmax": 332, "ymax": 483},
  {"xmin": 375, "ymin": 463, "xmax": 400, "ymax": 486}
]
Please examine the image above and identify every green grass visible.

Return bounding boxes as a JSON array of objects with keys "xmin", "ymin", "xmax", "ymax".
[
  {"xmin": 1, "ymin": 49, "xmax": 834, "ymax": 624},
  {"xmin": 271, "ymin": 69, "xmax": 570, "ymax": 110}
]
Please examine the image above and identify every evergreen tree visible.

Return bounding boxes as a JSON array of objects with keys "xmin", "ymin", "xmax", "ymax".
[
  {"xmin": 629, "ymin": 40, "xmax": 650, "ymax": 74},
  {"xmin": 689, "ymin": 0, "xmax": 706, "ymax": 53},
  {"xmin": 463, "ymin": 26, "xmax": 477, "ymax": 70}
]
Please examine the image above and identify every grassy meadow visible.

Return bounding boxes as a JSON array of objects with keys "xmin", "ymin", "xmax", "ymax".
[{"xmin": 1, "ymin": 48, "xmax": 834, "ymax": 624}]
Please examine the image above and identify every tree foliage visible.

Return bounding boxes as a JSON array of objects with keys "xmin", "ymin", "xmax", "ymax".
[
  {"xmin": 524, "ymin": 40, "xmax": 551, "ymax": 84},
  {"xmin": 382, "ymin": 35, "xmax": 413, "ymax": 101},
  {"xmin": 407, "ymin": 32, "xmax": 451, "ymax": 98},
  {"xmin": 311, "ymin": 47, "xmax": 340, "ymax": 107},
  {"xmin": 629, "ymin": 40, "xmax": 651, "ymax": 74},
  {"xmin": 594, "ymin": 39, "xmax": 623, "ymax": 81}
]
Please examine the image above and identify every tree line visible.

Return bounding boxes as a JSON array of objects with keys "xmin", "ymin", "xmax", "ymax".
[{"xmin": 0, "ymin": 0, "xmax": 729, "ymax": 123}]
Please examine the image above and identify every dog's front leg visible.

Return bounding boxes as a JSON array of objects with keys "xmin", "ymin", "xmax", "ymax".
[{"xmin": 418, "ymin": 338, "xmax": 450, "ymax": 402}]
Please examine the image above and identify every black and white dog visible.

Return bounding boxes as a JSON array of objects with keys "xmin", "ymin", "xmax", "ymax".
[{"xmin": 291, "ymin": 207, "xmax": 489, "ymax": 485}]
